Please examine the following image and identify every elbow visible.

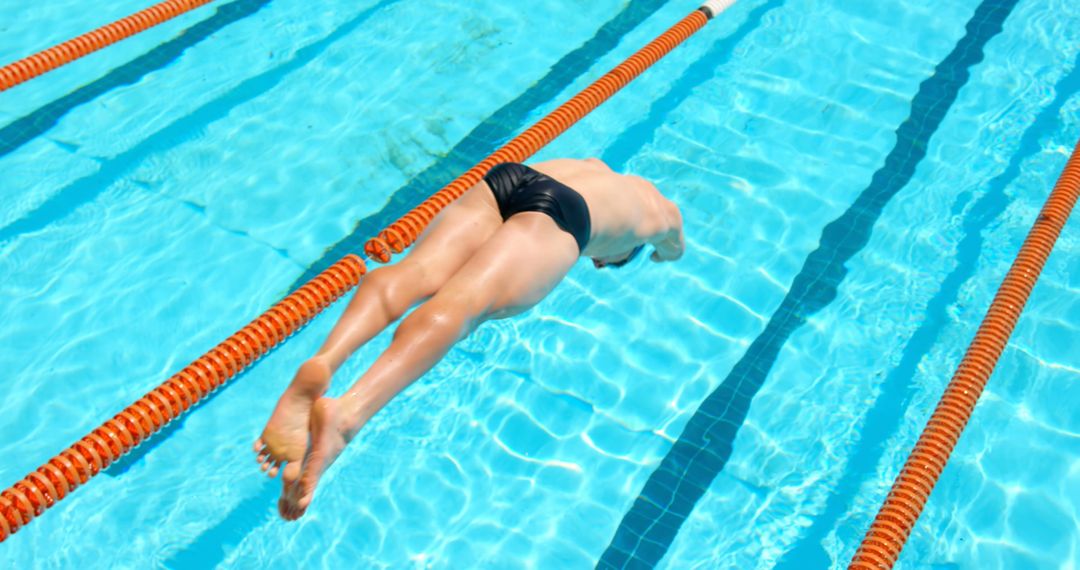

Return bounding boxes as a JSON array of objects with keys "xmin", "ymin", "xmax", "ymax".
[
  {"xmin": 666, "ymin": 199, "xmax": 683, "ymax": 227},
  {"xmin": 662, "ymin": 201, "xmax": 686, "ymax": 260},
  {"xmin": 661, "ymin": 199, "xmax": 684, "ymax": 239}
]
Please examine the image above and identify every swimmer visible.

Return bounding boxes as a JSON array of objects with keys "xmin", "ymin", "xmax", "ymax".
[{"xmin": 253, "ymin": 158, "xmax": 685, "ymax": 520}]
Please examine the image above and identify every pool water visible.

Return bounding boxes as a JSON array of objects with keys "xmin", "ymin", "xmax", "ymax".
[{"xmin": 1, "ymin": 0, "xmax": 1078, "ymax": 567}]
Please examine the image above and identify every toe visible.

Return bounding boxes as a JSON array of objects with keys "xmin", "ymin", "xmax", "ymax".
[
  {"xmin": 278, "ymin": 496, "xmax": 290, "ymax": 520},
  {"xmin": 281, "ymin": 481, "xmax": 300, "ymax": 520},
  {"xmin": 282, "ymin": 461, "xmax": 302, "ymax": 485},
  {"xmin": 299, "ymin": 465, "xmax": 320, "ymax": 500},
  {"xmin": 285, "ymin": 496, "xmax": 300, "ymax": 520},
  {"xmin": 268, "ymin": 462, "xmax": 281, "ymax": 478},
  {"xmin": 288, "ymin": 499, "xmax": 304, "ymax": 520},
  {"xmin": 280, "ymin": 485, "xmax": 298, "ymax": 520},
  {"xmin": 253, "ymin": 438, "xmax": 264, "ymax": 452}
]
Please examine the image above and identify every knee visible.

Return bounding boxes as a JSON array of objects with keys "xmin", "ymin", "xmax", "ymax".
[
  {"xmin": 361, "ymin": 266, "xmax": 398, "ymax": 291},
  {"xmin": 362, "ymin": 264, "xmax": 426, "ymax": 315}
]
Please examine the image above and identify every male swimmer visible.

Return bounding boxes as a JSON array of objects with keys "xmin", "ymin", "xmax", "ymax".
[{"xmin": 253, "ymin": 158, "xmax": 685, "ymax": 520}]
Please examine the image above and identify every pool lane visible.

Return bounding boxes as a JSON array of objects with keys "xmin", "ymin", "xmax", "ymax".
[
  {"xmin": 775, "ymin": 49, "xmax": 1080, "ymax": 570},
  {"xmin": 597, "ymin": 0, "xmax": 1019, "ymax": 567}
]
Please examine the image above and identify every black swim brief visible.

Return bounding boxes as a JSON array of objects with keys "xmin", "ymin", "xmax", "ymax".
[{"xmin": 483, "ymin": 162, "xmax": 591, "ymax": 252}]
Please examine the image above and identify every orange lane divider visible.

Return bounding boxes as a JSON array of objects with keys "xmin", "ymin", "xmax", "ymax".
[
  {"xmin": 849, "ymin": 138, "xmax": 1080, "ymax": 569},
  {"xmin": 0, "ymin": 0, "xmax": 216, "ymax": 93},
  {"xmin": 0, "ymin": 0, "xmax": 739, "ymax": 543}
]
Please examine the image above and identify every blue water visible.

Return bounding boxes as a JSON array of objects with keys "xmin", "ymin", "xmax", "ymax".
[{"xmin": 1, "ymin": 0, "xmax": 1078, "ymax": 568}]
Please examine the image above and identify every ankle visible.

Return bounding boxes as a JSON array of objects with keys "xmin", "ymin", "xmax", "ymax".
[{"xmin": 340, "ymin": 393, "xmax": 378, "ymax": 437}]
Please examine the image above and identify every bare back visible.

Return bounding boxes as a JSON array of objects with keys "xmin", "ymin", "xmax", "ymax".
[{"xmin": 530, "ymin": 158, "xmax": 684, "ymax": 261}]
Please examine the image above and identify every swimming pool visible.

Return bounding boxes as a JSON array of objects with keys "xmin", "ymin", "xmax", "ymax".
[{"xmin": 1, "ymin": 0, "xmax": 1078, "ymax": 566}]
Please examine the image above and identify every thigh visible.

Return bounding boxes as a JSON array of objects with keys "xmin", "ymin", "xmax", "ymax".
[{"xmin": 437, "ymin": 213, "xmax": 581, "ymax": 320}]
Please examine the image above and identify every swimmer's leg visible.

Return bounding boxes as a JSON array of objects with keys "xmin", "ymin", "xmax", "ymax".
[
  {"xmin": 280, "ymin": 214, "xmax": 578, "ymax": 519},
  {"xmin": 278, "ymin": 285, "xmax": 482, "ymax": 519},
  {"xmin": 255, "ymin": 182, "xmax": 502, "ymax": 479}
]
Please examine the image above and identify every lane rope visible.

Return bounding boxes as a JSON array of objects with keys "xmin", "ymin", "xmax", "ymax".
[
  {"xmin": 0, "ymin": 0, "xmax": 216, "ymax": 92},
  {"xmin": 0, "ymin": 1, "xmax": 739, "ymax": 542},
  {"xmin": 849, "ymin": 138, "xmax": 1080, "ymax": 569}
]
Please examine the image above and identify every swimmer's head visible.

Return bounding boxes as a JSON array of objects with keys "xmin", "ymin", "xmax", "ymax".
[{"xmin": 592, "ymin": 244, "xmax": 645, "ymax": 270}]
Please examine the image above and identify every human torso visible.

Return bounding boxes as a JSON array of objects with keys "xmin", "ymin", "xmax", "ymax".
[{"xmin": 529, "ymin": 158, "xmax": 667, "ymax": 258}]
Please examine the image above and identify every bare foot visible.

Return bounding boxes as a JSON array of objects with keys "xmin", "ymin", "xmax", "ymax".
[
  {"xmin": 254, "ymin": 358, "xmax": 332, "ymax": 480},
  {"xmin": 279, "ymin": 397, "xmax": 352, "ymax": 521}
]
